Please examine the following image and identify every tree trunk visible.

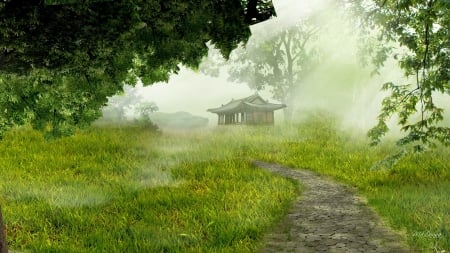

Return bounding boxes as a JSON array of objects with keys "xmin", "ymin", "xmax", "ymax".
[
  {"xmin": 282, "ymin": 31, "xmax": 295, "ymax": 123},
  {"xmin": 0, "ymin": 207, "xmax": 8, "ymax": 253},
  {"xmin": 282, "ymin": 90, "xmax": 296, "ymax": 122}
]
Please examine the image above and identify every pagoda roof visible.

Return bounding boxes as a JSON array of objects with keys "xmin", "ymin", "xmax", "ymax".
[{"xmin": 207, "ymin": 93, "xmax": 286, "ymax": 114}]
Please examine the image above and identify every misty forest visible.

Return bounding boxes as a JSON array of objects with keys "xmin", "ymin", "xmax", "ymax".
[{"xmin": 0, "ymin": 0, "xmax": 449, "ymax": 252}]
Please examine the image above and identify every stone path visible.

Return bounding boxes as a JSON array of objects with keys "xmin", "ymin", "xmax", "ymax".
[{"xmin": 253, "ymin": 161, "xmax": 412, "ymax": 253}]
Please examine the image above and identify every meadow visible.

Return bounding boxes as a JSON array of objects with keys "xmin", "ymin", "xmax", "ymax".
[{"xmin": 0, "ymin": 114, "xmax": 448, "ymax": 252}]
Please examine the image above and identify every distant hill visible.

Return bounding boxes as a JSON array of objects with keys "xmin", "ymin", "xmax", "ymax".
[{"xmin": 150, "ymin": 111, "xmax": 209, "ymax": 130}]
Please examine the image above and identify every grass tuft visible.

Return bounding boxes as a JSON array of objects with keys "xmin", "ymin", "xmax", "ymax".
[{"xmin": 0, "ymin": 115, "xmax": 448, "ymax": 252}]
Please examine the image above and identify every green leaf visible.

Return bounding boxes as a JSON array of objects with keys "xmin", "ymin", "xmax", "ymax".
[{"xmin": 44, "ymin": 0, "xmax": 113, "ymax": 5}]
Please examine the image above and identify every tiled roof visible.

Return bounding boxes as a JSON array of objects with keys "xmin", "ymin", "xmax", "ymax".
[{"xmin": 207, "ymin": 93, "xmax": 286, "ymax": 114}]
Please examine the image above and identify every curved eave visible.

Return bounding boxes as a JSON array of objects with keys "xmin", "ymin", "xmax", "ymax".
[
  {"xmin": 207, "ymin": 102, "xmax": 286, "ymax": 114},
  {"xmin": 242, "ymin": 102, "xmax": 286, "ymax": 111}
]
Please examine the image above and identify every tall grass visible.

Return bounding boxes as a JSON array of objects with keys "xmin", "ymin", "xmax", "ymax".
[
  {"xmin": 0, "ymin": 125, "xmax": 298, "ymax": 252},
  {"xmin": 244, "ymin": 115, "xmax": 450, "ymax": 252},
  {"xmin": 1, "ymin": 115, "xmax": 448, "ymax": 252},
  {"xmin": 163, "ymin": 121, "xmax": 449, "ymax": 252}
]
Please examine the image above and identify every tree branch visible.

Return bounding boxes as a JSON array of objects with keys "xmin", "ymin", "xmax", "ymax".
[
  {"xmin": 292, "ymin": 27, "xmax": 318, "ymax": 62},
  {"xmin": 419, "ymin": 0, "xmax": 434, "ymax": 131},
  {"xmin": 245, "ymin": 0, "xmax": 258, "ymax": 24}
]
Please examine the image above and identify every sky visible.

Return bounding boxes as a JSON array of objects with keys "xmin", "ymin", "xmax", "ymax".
[
  {"xmin": 112, "ymin": 0, "xmax": 444, "ymax": 131},
  {"xmin": 132, "ymin": 0, "xmax": 332, "ymax": 124}
]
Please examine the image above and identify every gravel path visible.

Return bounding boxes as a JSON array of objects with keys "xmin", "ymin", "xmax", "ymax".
[{"xmin": 253, "ymin": 161, "xmax": 412, "ymax": 253}]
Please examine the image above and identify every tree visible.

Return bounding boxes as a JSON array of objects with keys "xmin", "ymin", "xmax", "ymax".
[
  {"xmin": 0, "ymin": 0, "xmax": 276, "ymax": 137},
  {"xmin": 135, "ymin": 101, "xmax": 159, "ymax": 119},
  {"xmin": 226, "ymin": 20, "xmax": 320, "ymax": 120},
  {"xmin": 101, "ymin": 85, "xmax": 146, "ymax": 123},
  {"xmin": 0, "ymin": 1, "xmax": 276, "ymax": 246},
  {"xmin": 133, "ymin": 101, "xmax": 159, "ymax": 130},
  {"xmin": 349, "ymin": 0, "xmax": 450, "ymax": 149}
]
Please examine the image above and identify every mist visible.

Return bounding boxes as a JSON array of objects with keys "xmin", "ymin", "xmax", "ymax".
[
  {"xmin": 3, "ymin": 1, "xmax": 449, "ymax": 251},
  {"xmin": 104, "ymin": 0, "xmax": 449, "ymax": 134}
]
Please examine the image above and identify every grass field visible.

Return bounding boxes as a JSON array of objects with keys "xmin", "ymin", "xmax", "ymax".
[
  {"xmin": 247, "ymin": 116, "xmax": 450, "ymax": 252},
  {"xmin": 0, "ymin": 114, "xmax": 448, "ymax": 252},
  {"xmin": 0, "ymin": 125, "xmax": 298, "ymax": 252}
]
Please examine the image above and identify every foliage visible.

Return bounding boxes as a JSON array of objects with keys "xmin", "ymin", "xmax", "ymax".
[
  {"xmin": 133, "ymin": 101, "xmax": 160, "ymax": 130},
  {"xmin": 0, "ymin": 70, "xmax": 107, "ymax": 139},
  {"xmin": 100, "ymin": 85, "xmax": 147, "ymax": 123},
  {"xmin": 135, "ymin": 101, "xmax": 159, "ymax": 118},
  {"xmin": 222, "ymin": 19, "xmax": 320, "ymax": 120},
  {"xmin": 0, "ymin": 0, "xmax": 276, "ymax": 138},
  {"xmin": 349, "ymin": 0, "xmax": 450, "ymax": 148}
]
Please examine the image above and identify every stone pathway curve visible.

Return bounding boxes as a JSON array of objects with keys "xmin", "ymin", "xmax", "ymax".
[{"xmin": 253, "ymin": 161, "xmax": 412, "ymax": 253}]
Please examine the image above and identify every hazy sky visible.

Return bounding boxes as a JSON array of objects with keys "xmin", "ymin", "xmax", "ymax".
[
  {"xmin": 136, "ymin": 0, "xmax": 329, "ymax": 123},
  {"xmin": 119, "ymin": 0, "xmax": 447, "ymax": 131}
]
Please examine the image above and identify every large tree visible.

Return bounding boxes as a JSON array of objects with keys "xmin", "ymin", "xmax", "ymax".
[
  {"xmin": 349, "ymin": 0, "xmax": 450, "ymax": 148},
  {"xmin": 226, "ymin": 20, "xmax": 320, "ymax": 121},
  {"xmin": 0, "ymin": 0, "xmax": 276, "ymax": 137},
  {"xmin": 1, "ymin": 1, "xmax": 276, "ymax": 249}
]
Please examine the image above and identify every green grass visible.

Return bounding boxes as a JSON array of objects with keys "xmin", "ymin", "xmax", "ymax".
[
  {"xmin": 245, "ymin": 115, "xmax": 450, "ymax": 252},
  {"xmin": 0, "ymin": 115, "xmax": 449, "ymax": 252},
  {"xmin": 0, "ymin": 125, "xmax": 298, "ymax": 252}
]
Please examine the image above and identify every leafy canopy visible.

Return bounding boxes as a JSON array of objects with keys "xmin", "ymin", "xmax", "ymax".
[
  {"xmin": 227, "ymin": 20, "xmax": 320, "ymax": 120},
  {"xmin": 351, "ymin": 0, "xmax": 450, "ymax": 148},
  {"xmin": 200, "ymin": 17, "xmax": 320, "ymax": 121},
  {"xmin": 0, "ymin": 0, "xmax": 275, "ymax": 138}
]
